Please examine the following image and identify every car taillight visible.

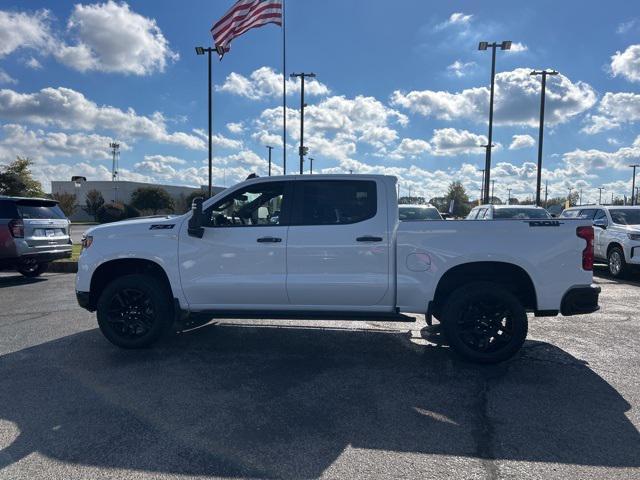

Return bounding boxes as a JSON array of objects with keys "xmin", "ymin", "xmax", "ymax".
[
  {"xmin": 577, "ymin": 226, "xmax": 594, "ymax": 271},
  {"xmin": 8, "ymin": 218, "xmax": 24, "ymax": 238}
]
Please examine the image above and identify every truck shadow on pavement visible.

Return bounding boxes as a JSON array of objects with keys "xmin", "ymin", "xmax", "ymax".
[
  {"xmin": 0, "ymin": 274, "xmax": 47, "ymax": 289},
  {"xmin": 0, "ymin": 323, "xmax": 638, "ymax": 478}
]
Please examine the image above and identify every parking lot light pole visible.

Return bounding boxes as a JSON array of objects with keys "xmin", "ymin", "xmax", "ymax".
[
  {"xmin": 630, "ymin": 164, "xmax": 640, "ymax": 205},
  {"xmin": 195, "ymin": 46, "xmax": 217, "ymax": 198},
  {"xmin": 266, "ymin": 146, "xmax": 274, "ymax": 176},
  {"xmin": 290, "ymin": 72, "xmax": 316, "ymax": 174},
  {"xmin": 309, "ymin": 157, "xmax": 314, "ymax": 174},
  {"xmin": 478, "ymin": 40, "xmax": 512, "ymax": 204},
  {"xmin": 530, "ymin": 69, "xmax": 559, "ymax": 207},
  {"xmin": 598, "ymin": 187, "xmax": 604, "ymax": 205}
]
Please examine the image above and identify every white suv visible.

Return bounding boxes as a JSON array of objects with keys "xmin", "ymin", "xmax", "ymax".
[
  {"xmin": 467, "ymin": 204, "xmax": 552, "ymax": 220},
  {"xmin": 561, "ymin": 206, "xmax": 640, "ymax": 278}
]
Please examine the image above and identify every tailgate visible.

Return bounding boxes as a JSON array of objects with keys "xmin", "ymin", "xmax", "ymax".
[{"xmin": 17, "ymin": 200, "xmax": 71, "ymax": 248}]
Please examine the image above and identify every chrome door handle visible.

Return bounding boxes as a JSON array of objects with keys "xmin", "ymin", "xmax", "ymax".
[
  {"xmin": 356, "ymin": 236, "xmax": 383, "ymax": 242},
  {"xmin": 257, "ymin": 236, "xmax": 282, "ymax": 243}
]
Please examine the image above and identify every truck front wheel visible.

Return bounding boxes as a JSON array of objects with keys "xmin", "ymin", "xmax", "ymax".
[
  {"xmin": 441, "ymin": 282, "xmax": 528, "ymax": 364},
  {"xmin": 96, "ymin": 274, "xmax": 173, "ymax": 349}
]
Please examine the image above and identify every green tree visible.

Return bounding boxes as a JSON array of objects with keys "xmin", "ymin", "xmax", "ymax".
[
  {"xmin": 0, "ymin": 157, "xmax": 44, "ymax": 197},
  {"xmin": 444, "ymin": 181, "xmax": 471, "ymax": 217},
  {"xmin": 83, "ymin": 189, "xmax": 105, "ymax": 220},
  {"xmin": 130, "ymin": 187, "xmax": 174, "ymax": 214},
  {"xmin": 52, "ymin": 192, "xmax": 76, "ymax": 217}
]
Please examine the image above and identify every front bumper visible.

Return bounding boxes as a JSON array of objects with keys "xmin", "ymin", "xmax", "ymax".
[
  {"xmin": 76, "ymin": 290, "xmax": 94, "ymax": 312},
  {"xmin": 560, "ymin": 285, "xmax": 601, "ymax": 316}
]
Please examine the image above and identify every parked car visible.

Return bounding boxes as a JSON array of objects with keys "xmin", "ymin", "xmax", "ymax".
[
  {"xmin": 467, "ymin": 204, "xmax": 552, "ymax": 220},
  {"xmin": 399, "ymin": 204, "xmax": 443, "ymax": 221},
  {"xmin": 560, "ymin": 205, "xmax": 640, "ymax": 278},
  {"xmin": 0, "ymin": 196, "xmax": 72, "ymax": 277},
  {"xmin": 76, "ymin": 175, "xmax": 599, "ymax": 363}
]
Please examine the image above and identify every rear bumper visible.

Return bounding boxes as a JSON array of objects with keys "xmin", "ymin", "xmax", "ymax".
[
  {"xmin": 560, "ymin": 285, "xmax": 601, "ymax": 316},
  {"xmin": 0, "ymin": 249, "xmax": 72, "ymax": 269}
]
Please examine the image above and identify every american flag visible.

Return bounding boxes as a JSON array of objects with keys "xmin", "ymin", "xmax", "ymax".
[{"xmin": 212, "ymin": 0, "xmax": 282, "ymax": 55}]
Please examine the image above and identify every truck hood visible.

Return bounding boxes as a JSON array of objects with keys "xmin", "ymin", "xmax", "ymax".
[{"xmin": 85, "ymin": 215, "xmax": 184, "ymax": 237}]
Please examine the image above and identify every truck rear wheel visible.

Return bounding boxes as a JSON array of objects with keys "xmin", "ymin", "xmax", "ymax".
[
  {"xmin": 97, "ymin": 274, "xmax": 173, "ymax": 349},
  {"xmin": 441, "ymin": 282, "xmax": 528, "ymax": 364},
  {"xmin": 607, "ymin": 246, "xmax": 628, "ymax": 278}
]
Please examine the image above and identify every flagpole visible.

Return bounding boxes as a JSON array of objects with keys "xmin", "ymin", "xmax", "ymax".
[{"xmin": 282, "ymin": 0, "xmax": 287, "ymax": 175}]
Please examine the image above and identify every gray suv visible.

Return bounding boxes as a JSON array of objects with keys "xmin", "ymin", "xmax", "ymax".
[{"xmin": 0, "ymin": 196, "xmax": 72, "ymax": 277}]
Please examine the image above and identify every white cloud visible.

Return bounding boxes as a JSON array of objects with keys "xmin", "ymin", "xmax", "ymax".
[
  {"xmin": 561, "ymin": 135, "xmax": 640, "ymax": 174},
  {"xmin": 226, "ymin": 122, "xmax": 244, "ymax": 134},
  {"xmin": 610, "ymin": 44, "xmax": 640, "ymax": 83},
  {"xmin": 217, "ymin": 66, "xmax": 330, "ymax": 100},
  {"xmin": 0, "ymin": 9, "xmax": 53, "ymax": 58},
  {"xmin": 430, "ymin": 128, "xmax": 490, "ymax": 156},
  {"xmin": 0, "ymin": 69, "xmax": 17, "ymax": 85},
  {"xmin": 254, "ymin": 94, "xmax": 407, "ymax": 161},
  {"xmin": 617, "ymin": 19, "xmax": 638, "ymax": 34},
  {"xmin": 142, "ymin": 154, "xmax": 187, "ymax": 165},
  {"xmin": 447, "ymin": 60, "xmax": 476, "ymax": 78},
  {"xmin": 388, "ymin": 138, "xmax": 431, "ymax": 160},
  {"xmin": 0, "ymin": 123, "xmax": 128, "ymax": 161},
  {"xmin": 54, "ymin": 1, "xmax": 178, "ymax": 75},
  {"xmin": 24, "ymin": 56, "xmax": 42, "ymax": 69},
  {"xmin": 391, "ymin": 68, "xmax": 596, "ymax": 127},
  {"xmin": 0, "ymin": 86, "xmax": 205, "ymax": 150},
  {"xmin": 191, "ymin": 128, "xmax": 243, "ymax": 150},
  {"xmin": 434, "ymin": 12, "xmax": 473, "ymax": 31},
  {"xmin": 509, "ymin": 134, "xmax": 535, "ymax": 150},
  {"xmin": 582, "ymin": 91, "xmax": 640, "ymax": 133},
  {"xmin": 508, "ymin": 42, "xmax": 528, "ymax": 53}
]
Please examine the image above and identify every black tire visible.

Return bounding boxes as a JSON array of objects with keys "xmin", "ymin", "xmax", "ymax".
[
  {"xmin": 441, "ymin": 281, "xmax": 528, "ymax": 364},
  {"xmin": 17, "ymin": 261, "xmax": 48, "ymax": 278},
  {"xmin": 607, "ymin": 246, "xmax": 628, "ymax": 279},
  {"xmin": 96, "ymin": 273, "xmax": 173, "ymax": 349}
]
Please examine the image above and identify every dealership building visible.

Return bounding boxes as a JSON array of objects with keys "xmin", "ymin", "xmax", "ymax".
[{"xmin": 51, "ymin": 177, "xmax": 225, "ymax": 221}]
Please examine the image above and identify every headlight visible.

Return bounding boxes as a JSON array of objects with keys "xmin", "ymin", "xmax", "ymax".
[
  {"xmin": 627, "ymin": 233, "xmax": 640, "ymax": 241},
  {"xmin": 81, "ymin": 235, "xmax": 93, "ymax": 249}
]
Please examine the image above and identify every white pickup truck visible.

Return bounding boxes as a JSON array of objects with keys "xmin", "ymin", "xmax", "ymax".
[{"xmin": 76, "ymin": 175, "xmax": 600, "ymax": 363}]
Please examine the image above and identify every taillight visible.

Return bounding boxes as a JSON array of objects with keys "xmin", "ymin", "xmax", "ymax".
[
  {"xmin": 8, "ymin": 218, "xmax": 24, "ymax": 238},
  {"xmin": 577, "ymin": 226, "xmax": 594, "ymax": 271}
]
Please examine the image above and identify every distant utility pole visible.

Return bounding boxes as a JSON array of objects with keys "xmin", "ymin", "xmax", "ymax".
[
  {"xmin": 598, "ymin": 187, "xmax": 604, "ymax": 205},
  {"xmin": 507, "ymin": 188, "xmax": 512, "ymax": 205},
  {"xmin": 544, "ymin": 181, "xmax": 549, "ymax": 207},
  {"xmin": 630, "ymin": 164, "xmax": 640, "ymax": 205},
  {"xmin": 478, "ymin": 40, "xmax": 512, "ymax": 203},
  {"xmin": 530, "ymin": 69, "xmax": 559, "ymax": 206},
  {"xmin": 109, "ymin": 141, "xmax": 120, "ymax": 203},
  {"xmin": 478, "ymin": 167, "xmax": 485, "ymax": 204},
  {"xmin": 309, "ymin": 157, "xmax": 314, "ymax": 174},
  {"xmin": 568, "ymin": 187, "xmax": 573, "ymax": 207},
  {"xmin": 579, "ymin": 188, "xmax": 583, "ymax": 206},
  {"xmin": 611, "ymin": 192, "xmax": 614, "ymax": 205},
  {"xmin": 266, "ymin": 145, "xmax": 274, "ymax": 176},
  {"xmin": 491, "ymin": 180, "xmax": 495, "ymax": 204},
  {"xmin": 290, "ymin": 72, "xmax": 316, "ymax": 174}
]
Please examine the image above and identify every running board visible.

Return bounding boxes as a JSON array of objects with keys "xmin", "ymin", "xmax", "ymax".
[{"xmin": 188, "ymin": 310, "xmax": 417, "ymax": 323}]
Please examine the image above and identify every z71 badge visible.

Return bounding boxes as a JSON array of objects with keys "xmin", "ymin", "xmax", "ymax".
[{"xmin": 149, "ymin": 224, "xmax": 175, "ymax": 230}]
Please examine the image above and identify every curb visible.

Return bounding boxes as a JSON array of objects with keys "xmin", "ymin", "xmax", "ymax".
[{"xmin": 49, "ymin": 261, "xmax": 78, "ymax": 273}]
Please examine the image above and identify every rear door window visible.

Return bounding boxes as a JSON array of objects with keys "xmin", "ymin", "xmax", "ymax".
[
  {"xmin": 17, "ymin": 201, "xmax": 66, "ymax": 219},
  {"xmin": 578, "ymin": 209, "xmax": 597, "ymax": 219},
  {"xmin": 0, "ymin": 200, "xmax": 18, "ymax": 218},
  {"xmin": 293, "ymin": 180, "xmax": 377, "ymax": 225},
  {"xmin": 560, "ymin": 209, "xmax": 579, "ymax": 218}
]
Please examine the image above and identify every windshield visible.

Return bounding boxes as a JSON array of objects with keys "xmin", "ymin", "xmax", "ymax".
[
  {"xmin": 609, "ymin": 209, "xmax": 640, "ymax": 225},
  {"xmin": 493, "ymin": 208, "xmax": 551, "ymax": 219},
  {"xmin": 399, "ymin": 206, "xmax": 442, "ymax": 221},
  {"xmin": 17, "ymin": 202, "xmax": 66, "ymax": 219}
]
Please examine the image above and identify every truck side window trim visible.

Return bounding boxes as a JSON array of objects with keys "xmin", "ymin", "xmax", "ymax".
[
  {"xmin": 290, "ymin": 180, "xmax": 378, "ymax": 226},
  {"xmin": 203, "ymin": 181, "xmax": 293, "ymax": 228}
]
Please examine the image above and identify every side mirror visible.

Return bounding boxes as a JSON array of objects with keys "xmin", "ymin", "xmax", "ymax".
[
  {"xmin": 188, "ymin": 197, "xmax": 205, "ymax": 238},
  {"xmin": 593, "ymin": 218, "xmax": 607, "ymax": 229}
]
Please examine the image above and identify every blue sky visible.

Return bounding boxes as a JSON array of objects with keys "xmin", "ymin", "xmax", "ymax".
[{"xmin": 0, "ymin": 0, "xmax": 639, "ymax": 203}]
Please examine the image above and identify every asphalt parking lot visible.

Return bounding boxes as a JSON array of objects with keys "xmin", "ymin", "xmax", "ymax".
[{"xmin": 0, "ymin": 269, "xmax": 638, "ymax": 480}]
